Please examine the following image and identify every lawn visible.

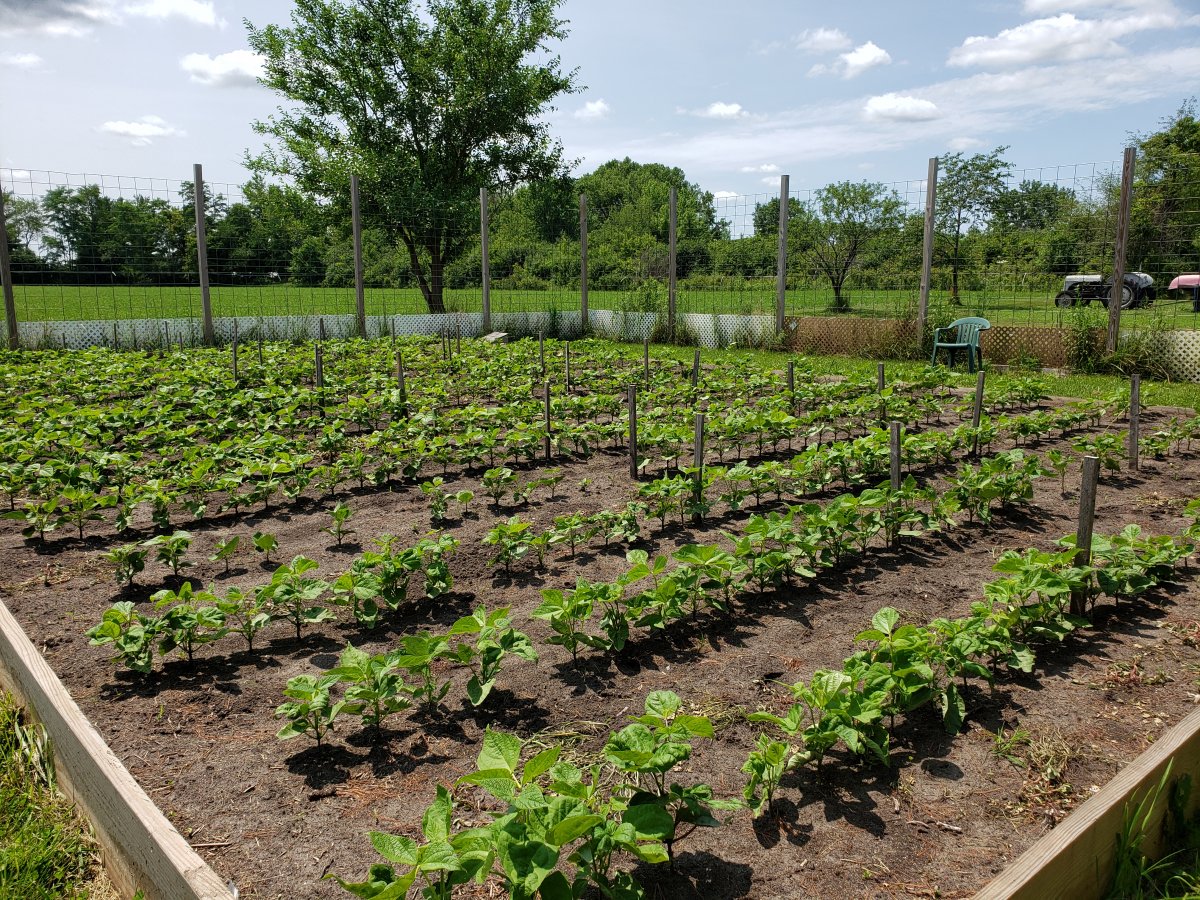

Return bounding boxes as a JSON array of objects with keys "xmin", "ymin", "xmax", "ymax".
[{"xmin": 12, "ymin": 283, "xmax": 1200, "ymax": 330}]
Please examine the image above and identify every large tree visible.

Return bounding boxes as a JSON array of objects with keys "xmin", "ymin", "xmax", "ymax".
[
  {"xmin": 806, "ymin": 180, "xmax": 904, "ymax": 312},
  {"xmin": 247, "ymin": 0, "xmax": 578, "ymax": 313},
  {"xmin": 936, "ymin": 147, "xmax": 1012, "ymax": 303},
  {"xmin": 1128, "ymin": 98, "xmax": 1200, "ymax": 276}
]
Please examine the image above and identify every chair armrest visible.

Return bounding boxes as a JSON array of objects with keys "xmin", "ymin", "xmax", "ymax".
[{"xmin": 931, "ymin": 327, "xmax": 949, "ymax": 342}]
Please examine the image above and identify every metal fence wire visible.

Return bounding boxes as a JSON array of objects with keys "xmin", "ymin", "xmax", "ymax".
[{"xmin": 3, "ymin": 147, "xmax": 1200, "ymax": 349}]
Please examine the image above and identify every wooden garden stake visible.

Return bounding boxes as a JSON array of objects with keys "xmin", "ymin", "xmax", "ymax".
[
  {"xmin": 692, "ymin": 412, "xmax": 705, "ymax": 523},
  {"xmin": 112, "ymin": 322, "xmax": 118, "ymax": 349},
  {"xmin": 257, "ymin": 337, "xmax": 263, "ymax": 366},
  {"xmin": 565, "ymin": 341, "xmax": 572, "ymax": 393},
  {"xmin": 1128, "ymin": 375, "xmax": 1140, "ymax": 471},
  {"xmin": 971, "ymin": 370, "xmax": 986, "ymax": 457},
  {"xmin": 877, "ymin": 362, "xmax": 885, "ymax": 392},
  {"xmin": 643, "ymin": 337, "xmax": 649, "ymax": 383},
  {"xmin": 1071, "ymin": 456, "xmax": 1100, "ymax": 617},
  {"xmin": 315, "ymin": 344, "xmax": 324, "ymax": 389},
  {"xmin": 628, "ymin": 384, "xmax": 638, "ymax": 480},
  {"xmin": 787, "ymin": 359, "xmax": 795, "ymax": 396},
  {"xmin": 318, "ymin": 317, "xmax": 326, "ymax": 342},
  {"xmin": 890, "ymin": 422, "xmax": 902, "ymax": 491},
  {"xmin": 539, "ymin": 331, "xmax": 545, "ymax": 373},
  {"xmin": 396, "ymin": 351, "xmax": 408, "ymax": 418},
  {"xmin": 543, "ymin": 381, "xmax": 552, "ymax": 461},
  {"xmin": 691, "ymin": 348, "xmax": 700, "ymax": 389}
]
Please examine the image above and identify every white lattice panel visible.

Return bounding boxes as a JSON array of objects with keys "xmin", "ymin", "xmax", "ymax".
[{"xmin": 1154, "ymin": 330, "xmax": 1200, "ymax": 382}]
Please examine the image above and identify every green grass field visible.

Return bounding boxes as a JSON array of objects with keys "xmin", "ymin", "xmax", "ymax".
[{"xmin": 12, "ymin": 283, "xmax": 1200, "ymax": 330}]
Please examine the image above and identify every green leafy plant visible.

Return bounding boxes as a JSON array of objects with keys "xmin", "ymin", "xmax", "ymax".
[
  {"xmin": 448, "ymin": 606, "xmax": 538, "ymax": 706},
  {"xmin": 275, "ymin": 673, "xmax": 343, "ymax": 747},
  {"xmin": 105, "ymin": 542, "xmax": 148, "ymax": 587},
  {"xmin": 263, "ymin": 555, "xmax": 333, "ymax": 640},
  {"xmin": 86, "ymin": 601, "xmax": 162, "ymax": 674},
  {"xmin": 252, "ymin": 530, "xmax": 278, "ymax": 561},
  {"xmin": 143, "ymin": 530, "xmax": 192, "ymax": 577},
  {"xmin": 330, "ymin": 643, "xmax": 412, "ymax": 734},
  {"xmin": 209, "ymin": 535, "xmax": 240, "ymax": 574},
  {"xmin": 153, "ymin": 582, "xmax": 227, "ymax": 664},
  {"xmin": 323, "ymin": 501, "xmax": 356, "ymax": 546}
]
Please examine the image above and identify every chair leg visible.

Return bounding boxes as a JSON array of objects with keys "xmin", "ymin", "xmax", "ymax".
[{"xmin": 966, "ymin": 349, "xmax": 975, "ymax": 374}]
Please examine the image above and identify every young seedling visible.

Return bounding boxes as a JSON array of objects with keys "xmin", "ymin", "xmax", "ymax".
[
  {"xmin": 275, "ymin": 673, "xmax": 343, "ymax": 747},
  {"xmin": 209, "ymin": 535, "xmax": 240, "ymax": 574},
  {"xmin": 323, "ymin": 501, "xmax": 356, "ymax": 546},
  {"xmin": 253, "ymin": 530, "xmax": 278, "ymax": 562},
  {"xmin": 106, "ymin": 542, "xmax": 148, "ymax": 587},
  {"xmin": 330, "ymin": 643, "xmax": 412, "ymax": 734},
  {"xmin": 143, "ymin": 530, "xmax": 191, "ymax": 577},
  {"xmin": 215, "ymin": 587, "xmax": 272, "ymax": 653}
]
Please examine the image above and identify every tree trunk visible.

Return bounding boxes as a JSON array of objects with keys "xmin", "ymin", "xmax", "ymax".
[
  {"xmin": 831, "ymin": 279, "xmax": 849, "ymax": 312},
  {"xmin": 950, "ymin": 218, "xmax": 962, "ymax": 305},
  {"xmin": 398, "ymin": 228, "xmax": 447, "ymax": 314}
]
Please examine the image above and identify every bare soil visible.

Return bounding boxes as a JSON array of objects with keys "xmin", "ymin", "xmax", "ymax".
[{"xmin": 4, "ymin": 407, "xmax": 1200, "ymax": 899}]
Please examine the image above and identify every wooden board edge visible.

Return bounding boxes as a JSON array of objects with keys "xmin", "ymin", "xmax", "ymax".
[
  {"xmin": 976, "ymin": 704, "xmax": 1200, "ymax": 900},
  {"xmin": 0, "ymin": 599, "xmax": 234, "ymax": 900}
]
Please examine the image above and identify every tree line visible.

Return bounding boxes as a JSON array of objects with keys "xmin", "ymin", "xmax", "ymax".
[{"xmin": 3, "ymin": 0, "xmax": 1197, "ymax": 316}]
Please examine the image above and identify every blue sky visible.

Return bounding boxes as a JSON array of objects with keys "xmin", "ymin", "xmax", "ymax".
[{"xmin": 2, "ymin": 0, "xmax": 1199, "ymax": 202}]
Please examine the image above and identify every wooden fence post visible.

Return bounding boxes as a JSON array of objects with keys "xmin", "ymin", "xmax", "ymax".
[
  {"xmin": 1071, "ymin": 455, "xmax": 1100, "ymax": 617},
  {"xmin": 579, "ymin": 194, "xmax": 589, "ymax": 332},
  {"xmin": 543, "ymin": 381, "xmax": 552, "ymax": 461},
  {"xmin": 190, "ymin": 162, "xmax": 214, "ymax": 345},
  {"xmin": 480, "ymin": 186, "xmax": 492, "ymax": 334},
  {"xmin": 192, "ymin": 163, "xmax": 215, "ymax": 346},
  {"xmin": 0, "ymin": 188, "xmax": 18, "ymax": 350},
  {"xmin": 971, "ymin": 370, "xmax": 986, "ymax": 457},
  {"xmin": 1107, "ymin": 147, "xmax": 1136, "ymax": 354},
  {"xmin": 396, "ymin": 350, "xmax": 407, "ymax": 418},
  {"xmin": 1128, "ymin": 374, "xmax": 1140, "ymax": 471},
  {"xmin": 668, "ymin": 186, "xmax": 677, "ymax": 336},
  {"xmin": 628, "ymin": 384, "xmax": 638, "ymax": 480},
  {"xmin": 319, "ymin": 317, "xmax": 326, "ymax": 342},
  {"xmin": 890, "ymin": 422, "xmax": 902, "ymax": 491},
  {"xmin": 917, "ymin": 157, "xmax": 938, "ymax": 348},
  {"xmin": 693, "ymin": 412, "xmax": 705, "ymax": 523},
  {"xmin": 775, "ymin": 173, "xmax": 789, "ymax": 335},
  {"xmin": 350, "ymin": 174, "xmax": 367, "ymax": 338}
]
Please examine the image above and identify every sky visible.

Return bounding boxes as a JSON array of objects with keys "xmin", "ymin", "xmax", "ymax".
[{"xmin": 2, "ymin": 0, "xmax": 1200, "ymax": 206}]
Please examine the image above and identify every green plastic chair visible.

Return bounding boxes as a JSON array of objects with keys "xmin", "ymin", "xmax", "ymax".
[{"xmin": 930, "ymin": 317, "xmax": 990, "ymax": 373}]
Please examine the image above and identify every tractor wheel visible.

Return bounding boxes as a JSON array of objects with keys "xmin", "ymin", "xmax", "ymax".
[
  {"xmin": 1054, "ymin": 291, "xmax": 1075, "ymax": 308},
  {"xmin": 1120, "ymin": 284, "xmax": 1135, "ymax": 309}
]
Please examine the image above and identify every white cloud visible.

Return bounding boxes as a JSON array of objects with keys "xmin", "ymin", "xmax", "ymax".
[
  {"xmin": 949, "ymin": 9, "xmax": 1179, "ymax": 67},
  {"xmin": 697, "ymin": 101, "xmax": 747, "ymax": 119},
  {"xmin": 809, "ymin": 41, "xmax": 892, "ymax": 78},
  {"xmin": 0, "ymin": 52, "xmax": 42, "ymax": 68},
  {"xmin": 713, "ymin": 190, "xmax": 739, "ymax": 200},
  {"xmin": 863, "ymin": 93, "xmax": 940, "ymax": 121},
  {"xmin": 740, "ymin": 163, "xmax": 780, "ymax": 173},
  {"xmin": 0, "ymin": 1, "xmax": 120, "ymax": 37},
  {"xmin": 574, "ymin": 99, "xmax": 610, "ymax": 119},
  {"xmin": 180, "ymin": 49, "xmax": 264, "ymax": 87},
  {"xmin": 794, "ymin": 27, "xmax": 852, "ymax": 53},
  {"xmin": 948, "ymin": 136, "xmax": 985, "ymax": 151},
  {"xmin": 99, "ymin": 114, "xmax": 186, "ymax": 146},
  {"xmin": 572, "ymin": 46, "xmax": 1200, "ymax": 181},
  {"xmin": 123, "ymin": 0, "xmax": 221, "ymax": 26}
]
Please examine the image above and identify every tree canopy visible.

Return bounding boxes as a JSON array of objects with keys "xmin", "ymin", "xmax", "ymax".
[{"xmin": 246, "ymin": 0, "xmax": 578, "ymax": 312}]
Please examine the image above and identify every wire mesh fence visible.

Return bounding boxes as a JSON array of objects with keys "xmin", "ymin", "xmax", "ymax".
[{"xmin": 4, "ymin": 148, "xmax": 1200, "ymax": 349}]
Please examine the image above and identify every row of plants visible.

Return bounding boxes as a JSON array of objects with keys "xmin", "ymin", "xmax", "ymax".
[
  {"xmin": 325, "ymin": 520, "xmax": 1195, "ymax": 899},
  {"xmin": 741, "ymin": 524, "xmax": 1194, "ymax": 816},
  {"xmin": 276, "ymin": 605, "xmax": 538, "ymax": 747},
  {"xmin": 525, "ymin": 449, "xmax": 1043, "ymax": 666},
  {"xmin": 0, "ymin": 344, "xmax": 959, "ymax": 543},
  {"xmin": 86, "ymin": 533, "xmax": 459, "ymax": 674}
]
